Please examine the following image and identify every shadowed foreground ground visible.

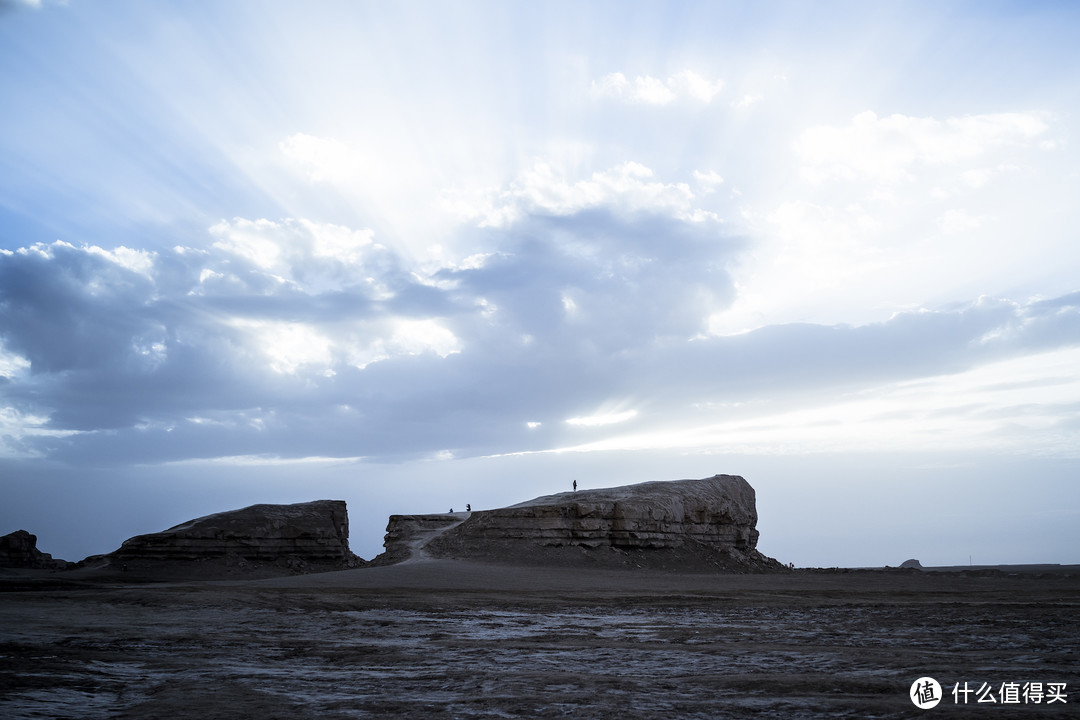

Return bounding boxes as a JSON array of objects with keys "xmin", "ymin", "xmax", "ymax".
[{"xmin": 1, "ymin": 561, "xmax": 1077, "ymax": 719}]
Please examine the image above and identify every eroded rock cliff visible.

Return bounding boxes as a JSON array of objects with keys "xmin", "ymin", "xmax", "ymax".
[
  {"xmin": 109, "ymin": 500, "xmax": 360, "ymax": 571},
  {"xmin": 375, "ymin": 513, "xmax": 468, "ymax": 565},
  {"xmin": 388, "ymin": 475, "xmax": 783, "ymax": 572}
]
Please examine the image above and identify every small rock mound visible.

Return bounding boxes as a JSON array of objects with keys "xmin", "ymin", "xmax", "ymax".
[
  {"xmin": 0, "ymin": 530, "xmax": 71, "ymax": 570},
  {"xmin": 899, "ymin": 559, "xmax": 924, "ymax": 569}
]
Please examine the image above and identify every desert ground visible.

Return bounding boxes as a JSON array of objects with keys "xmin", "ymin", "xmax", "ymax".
[{"xmin": 1, "ymin": 561, "xmax": 1077, "ymax": 719}]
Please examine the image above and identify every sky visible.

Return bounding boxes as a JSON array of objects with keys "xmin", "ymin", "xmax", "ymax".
[{"xmin": 1, "ymin": 0, "xmax": 1079, "ymax": 567}]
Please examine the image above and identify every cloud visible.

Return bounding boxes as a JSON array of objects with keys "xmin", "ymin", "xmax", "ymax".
[
  {"xmin": 443, "ymin": 209, "xmax": 740, "ymax": 351},
  {"xmin": 730, "ymin": 94, "xmax": 763, "ymax": 109},
  {"xmin": 0, "ymin": 189, "xmax": 743, "ymax": 465},
  {"xmin": 465, "ymin": 160, "xmax": 710, "ymax": 227},
  {"xmin": 207, "ymin": 217, "xmax": 388, "ymax": 296},
  {"xmin": 692, "ymin": 169, "xmax": 725, "ymax": 194},
  {"xmin": 726, "ymin": 108, "xmax": 1067, "ymax": 332},
  {"xmin": 559, "ymin": 345, "xmax": 1080, "ymax": 459},
  {"xmin": 592, "ymin": 71, "xmax": 724, "ymax": 105},
  {"xmin": 0, "ymin": 340, "xmax": 30, "ymax": 379},
  {"xmin": 796, "ymin": 110, "xmax": 1050, "ymax": 185},
  {"xmin": 342, "ymin": 317, "xmax": 462, "ymax": 370},
  {"xmin": 0, "ymin": 231, "xmax": 464, "ymax": 443},
  {"xmin": 566, "ymin": 409, "xmax": 638, "ymax": 427},
  {"xmin": 0, "ymin": 405, "xmax": 76, "ymax": 458},
  {"xmin": 545, "ymin": 296, "xmax": 1080, "ymax": 458},
  {"xmin": 2, "ymin": 185, "xmax": 1077, "ymax": 469}
]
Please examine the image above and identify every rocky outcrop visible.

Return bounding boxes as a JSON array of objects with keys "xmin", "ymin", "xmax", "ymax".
[
  {"xmin": 110, "ymin": 500, "xmax": 359, "ymax": 569},
  {"xmin": 0, "ymin": 530, "xmax": 72, "ymax": 570},
  {"xmin": 397, "ymin": 475, "xmax": 783, "ymax": 572},
  {"xmin": 375, "ymin": 513, "xmax": 467, "ymax": 565},
  {"xmin": 464, "ymin": 475, "xmax": 760, "ymax": 550}
]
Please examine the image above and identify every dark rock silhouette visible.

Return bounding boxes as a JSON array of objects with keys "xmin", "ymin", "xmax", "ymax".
[
  {"xmin": 0, "ymin": 530, "xmax": 71, "ymax": 570},
  {"xmin": 99, "ymin": 500, "xmax": 362, "ymax": 576},
  {"xmin": 7, "ymin": 477, "xmax": 782, "ymax": 580}
]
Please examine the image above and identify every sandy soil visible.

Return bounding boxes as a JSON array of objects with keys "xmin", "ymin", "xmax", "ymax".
[{"xmin": 1, "ymin": 561, "xmax": 1077, "ymax": 719}]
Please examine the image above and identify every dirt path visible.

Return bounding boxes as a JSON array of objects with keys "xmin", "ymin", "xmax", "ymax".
[{"xmin": 399, "ymin": 512, "xmax": 469, "ymax": 563}]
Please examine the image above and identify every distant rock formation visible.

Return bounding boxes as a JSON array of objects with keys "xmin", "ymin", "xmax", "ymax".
[
  {"xmin": 107, "ymin": 500, "xmax": 361, "ymax": 572},
  {"xmin": 0, "ymin": 530, "xmax": 72, "ymax": 570},
  {"xmin": 383, "ymin": 475, "xmax": 784, "ymax": 572},
  {"xmin": 899, "ymin": 559, "xmax": 924, "ymax": 569}
]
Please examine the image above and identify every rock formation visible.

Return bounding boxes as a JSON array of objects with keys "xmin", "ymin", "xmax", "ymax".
[
  {"xmin": 6, "ymin": 477, "xmax": 779, "ymax": 579},
  {"xmin": 385, "ymin": 475, "xmax": 783, "ymax": 572},
  {"xmin": 108, "ymin": 500, "xmax": 360, "ymax": 572},
  {"xmin": 0, "ymin": 530, "xmax": 71, "ymax": 570},
  {"xmin": 374, "ymin": 513, "xmax": 467, "ymax": 565}
]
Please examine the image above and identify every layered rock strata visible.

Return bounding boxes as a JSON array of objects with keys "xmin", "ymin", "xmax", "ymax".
[
  {"xmin": 0, "ymin": 530, "xmax": 71, "ymax": 570},
  {"xmin": 375, "ymin": 513, "xmax": 467, "ymax": 565},
  {"xmin": 389, "ymin": 475, "xmax": 782, "ymax": 571},
  {"xmin": 111, "ymin": 500, "xmax": 358, "ymax": 566}
]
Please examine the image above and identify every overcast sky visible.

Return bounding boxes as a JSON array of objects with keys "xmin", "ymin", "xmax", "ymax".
[{"xmin": 2, "ymin": 0, "xmax": 1078, "ymax": 567}]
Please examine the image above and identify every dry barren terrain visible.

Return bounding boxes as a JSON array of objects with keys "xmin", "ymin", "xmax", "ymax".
[{"xmin": 1, "ymin": 561, "xmax": 1077, "ymax": 719}]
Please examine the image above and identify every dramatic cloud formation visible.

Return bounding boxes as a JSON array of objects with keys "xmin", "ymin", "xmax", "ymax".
[
  {"xmin": 1, "ymin": 1, "xmax": 1078, "ymax": 565},
  {"xmin": 0, "ymin": 172, "xmax": 744, "ymax": 464},
  {"xmin": 2, "ymin": 218, "xmax": 1077, "ymax": 470}
]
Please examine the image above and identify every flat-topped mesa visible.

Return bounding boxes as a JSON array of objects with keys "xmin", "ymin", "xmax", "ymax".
[
  {"xmin": 111, "ymin": 500, "xmax": 357, "ymax": 567},
  {"xmin": 505, "ymin": 475, "xmax": 758, "ymax": 550},
  {"xmin": 417, "ymin": 475, "xmax": 783, "ymax": 571}
]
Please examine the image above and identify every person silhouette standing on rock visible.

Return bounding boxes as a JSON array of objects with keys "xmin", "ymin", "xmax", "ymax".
[
  {"xmin": 573, "ymin": 480, "xmax": 577, "ymax": 492},
  {"xmin": 466, "ymin": 504, "xmax": 471, "ymax": 512}
]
